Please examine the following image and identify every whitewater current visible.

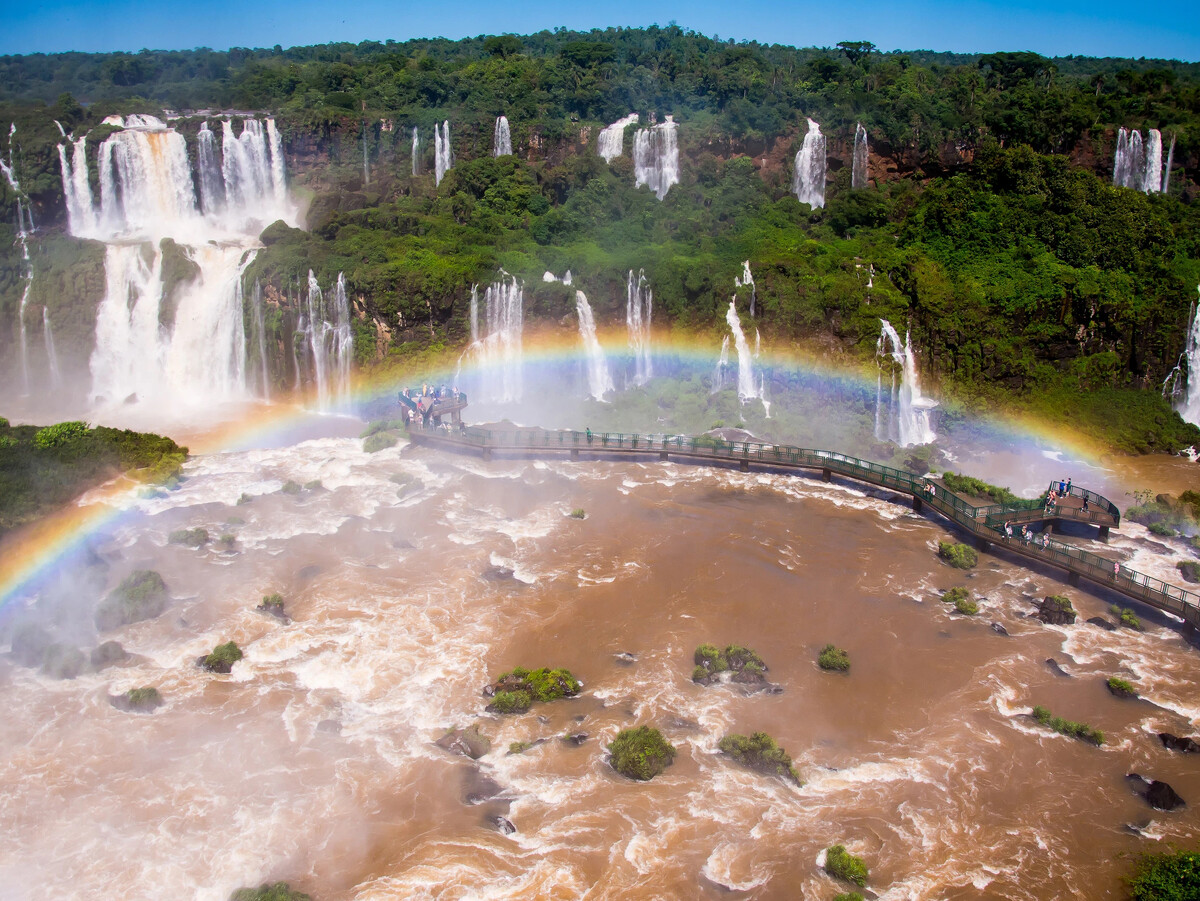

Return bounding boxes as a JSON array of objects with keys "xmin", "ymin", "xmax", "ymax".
[{"xmin": 2, "ymin": 425, "xmax": 1198, "ymax": 899}]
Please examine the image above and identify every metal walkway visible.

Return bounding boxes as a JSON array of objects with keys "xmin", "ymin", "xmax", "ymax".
[{"xmin": 407, "ymin": 424, "xmax": 1199, "ymax": 631}]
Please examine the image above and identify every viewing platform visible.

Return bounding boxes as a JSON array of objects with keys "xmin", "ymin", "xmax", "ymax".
[{"xmin": 406, "ymin": 422, "xmax": 1198, "ymax": 632}]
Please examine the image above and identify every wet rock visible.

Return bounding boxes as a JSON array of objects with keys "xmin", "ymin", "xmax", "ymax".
[
  {"xmin": 109, "ymin": 686, "xmax": 163, "ymax": 713},
  {"xmin": 1037, "ymin": 596, "xmax": 1076, "ymax": 625},
  {"xmin": 9, "ymin": 623, "xmax": 52, "ymax": 668},
  {"xmin": 295, "ymin": 565, "xmax": 322, "ymax": 583},
  {"xmin": 391, "ymin": 537, "xmax": 416, "ymax": 549},
  {"xmin": 613, "ymin": 652, "xmax": 637, "ymax": 666},
  {"xmin": 537, "ymin": 715, "xmax": 550, "ymax": 725},
  {"xmin": 990, "ymin": 622, "xmax": 1009, "ymax": 636},
  {"xmin": 493, "ymin": 816, "xmax": 516, "ymax": 835},
  {"xmin": 435, "ymin": 725, "xmax": 491, "ymax": 760},
  {"xmin": 255, "ymin": 601, "xmax": 291, "ymax": 623},
  {"xmin": 1124, "ymin": 821, "xmax": 1151, "ymax": 836},
  {"xmin": 1127, "ymin": 773, "xmax": 1187, "ymax": 810},
  {"xmin": 462, "ymin": 767, "xmax": 504, "ymax": 805},
  {"xmin": 90, "ymin": 640, "xmax": 128, "ymax": 670},
  {"xmin": 482, "ymin": 565, "xmax": 516, "ymax": 582},
  {"xmin": 316, "ymin": 719, "xmax": 342, "ymax": 734},
  {"xmin": 1045, "ymin": 658, "xmax": 1071, "ymax": 677},
  {"xmin": 1087, "ymin": 616, "xmax": 1117, "ymax": 631},
  {"xmin": 562, "ymin": 732, "xmax": 589, "ymax": 746},
  {"xmin": 668, "ymin": 717, "xmax": 703, "ymax": 734},
  {"xmin": 1159, "ymin": 733, "xmax": 1200, "ymax": 753}
]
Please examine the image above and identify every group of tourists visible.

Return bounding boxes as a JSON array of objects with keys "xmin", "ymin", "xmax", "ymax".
[
  {"xmin": 1044, "ymin": 477, "xmax": 1081, "ymax": 515},
  {"xmin": 1002, "ymin": 520, "xmax": 1051, "ymax": 549}
]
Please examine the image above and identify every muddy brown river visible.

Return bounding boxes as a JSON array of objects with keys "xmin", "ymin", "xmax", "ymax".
[{"xmin": 1, "ymin": 426, "xmax": 1198, "ymax": 900}]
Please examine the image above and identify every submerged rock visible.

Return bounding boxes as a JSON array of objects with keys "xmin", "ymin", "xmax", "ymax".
[
  {"xmin": 990, "ymin": 622, "xmax": 1009, "ymax": 636},
  {"xmin": 462, "ymin": 767, "xmax": 504, "ymax": 805},
  {"xmin": 1159, "ymin": 733, "xmax": 1200, "ymax": 753},
  {"xmin": 562, "ymin": 732, "xmax": 589, "ymax": 746},
  {"xmin": 316, "ymin": 719, "xmax": 342, "ymax": 735},
  {"xmin": 1037, "ymin": 595, "xmax": 1076, "ymax": 626},
  {"xmin": 1045, "ymin": 658, "xmax": 1071, "ymax": 677},
  {"xmin": 90, "ymin": 640, "xmax": 128, "ymax": 670},
  {"xmin": 613, "ymin": 652, "xmax": 638, "ymax": 666},
  {"xmin": 482, "ymin": 565, "xmax": 517, "ymax": 582},
  {"xmin": 1087, "ymin": 616, "xmax": 1117, "ymax": 631},
  {"xmin": 493, "ymin": 816, "xmax": 516, "ymax": 835},
  {"xmin": 1128, "ymin": 773, "xmax": 1187, "ymax": 810},
  {"xmin": 436, "ymin": 725, "xmax": 491, "ymax": 760}
]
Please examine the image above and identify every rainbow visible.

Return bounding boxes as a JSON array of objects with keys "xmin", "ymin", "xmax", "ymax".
[{"xmin": 0, "ymin": 329, "xmax": 1109, "ymax": 613}]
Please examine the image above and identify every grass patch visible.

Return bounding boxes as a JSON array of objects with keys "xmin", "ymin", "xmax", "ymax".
[
  {"xmin": 1031, "ymin": 705, "xmax": 1104, "ymax": 745},
  {"xmin": 95, "ymin": 570, "xmax": 168, "ymax": 631},
  {"xmin": 363, "ymin": 432, "xmax": 398, "ymax": 453},
  {"xmin": 718, "ymin": 731, "xmax": 802, "ymax": 784},
  {"xmin": 693, "ymin": 643, "xmax": 766, "ymax": 679},
  {"xmin": 280, "ymin": 480, "xmax": 303, "ymax": 494},
  {"xmin": 817, "ymin": 644, "xmax": 850, "ymax": 671},
  {"xmin": 569, "ymin": 508, "xmax": 586, "ymax": 519},
  {"xmin": 825, "ymin": 844, "xmax": 869, "ymax": 887},
  {"xmin": 1110, "ymin": 605, "xmax": 1144, "ymax": 630},
  {"xmin": 201, "ymin": 641, "xmax": 243, "ymax": 673},
  {"xmin": 168, "ymin": 527, "xmax": 209, "ymax": 548},
  {"xmin": 1107, "ymin": 676, "xmax": 1137, "ymax": 698},
  {"xmin": 938, "ymin": 541, "xmax": 978, "ymax": 569},
  {"xmin": 940, "ymin": 471, "xmax": 1019, "ymax": 505},
  {"xmin": 943, "ymin": 586, "xmax": 979, "ymax": 615},
  {"xmin": 1148, "ymin": 521, "xmax": 1176, "ymax": 537},
  {"xmin": 112, "ymin": 686, "xmax": 163, "ymax": 712},
  {"xmin": 608, "ymin": 725, "xmax": 676, "ymax": 780}
]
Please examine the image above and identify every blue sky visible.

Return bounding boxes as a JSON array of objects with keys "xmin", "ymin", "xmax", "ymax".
[{"xmin": 3, "ymin": 0, "xmax": 1198, "ymax": 60}]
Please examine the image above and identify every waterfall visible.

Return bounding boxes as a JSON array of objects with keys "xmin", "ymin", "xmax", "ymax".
[
  {"xmin": 725, "ymin": 301, "xmax": 758, "ymax": 401},
  {"xmin": 633, "ymin": 116, "xmax": 679, "ymax": 200},
  {"xmin": 60, "ymin": 115, "xmax": 297, "ymax": 411},
  {"xmin": 1113, "ymin": 128, "xmax": 1129, "ymax": 187},
  {"xmin": 1113, "ymin": 128, "xmax": 1147, "ymax": 191},
  {"xmin": 435, "ymin": 121, "xmax": 452, "ymax": 186},
  {"xmin": 460, "ymin": 274, "xmax": 523, "ymax": 403},
  {"xmin": 712, "ymin": 337, "xmax": 730, "ymax": 393},
  {"xmin": 598, "ymin": 113, "xmax": 638, "ymax": 162},
  {"xmin": 734, "ymin": 260, "xmax": 755, "ymax": 318},
  {"xmin": 1163, "ymin": 134, "xmax": 1175, "ymax": 193},
  {"xmin": 1144, "ymin": 129, "xmax": 1162, "ymax": 194},
  {"xmin": 411, "ymin": 127, "xmax": 419, "ymax": 176},
  {"xmin": 196, "ymin": 122, "xmax": 224, "ymax": 215},
  {"xmin": 852, "ymin": 122, "xmax": 869, "ymax": 189},
  {"xmin": 302, "ymin": 271, "xmax": 353, "ymax": 411},
  {"xmin": 43, "ymin": 307, "xmax": 62, "ymax": 390},
  {"xmin": 575, "ymin": 291, "xmax": 613, "ymax": 400},
  {"xmin": 626, "ymin": 269, "xmax": 653, "ymax": 386},
  {"xmin": 1165, "ymin": 289, "xmax": 1200, "ymax": 426},
  {"xmin": 875, "ymin": 319, "xmax": 937, "ymax": 446},
  {"xmin": 361, "ymin": 121, "xmax": 370, "ymax": 186},
  {"xmin": 250, "ymin": 279, "xmax": 270, "ymax": 400},
  {"xmin": 792, "ymin": 118, "xmax": 827, "ymax": 208},
  {"xmin": 1, "ymin": 133, "xmax": 33, "ymax": 395},
  {"xmin": 493, "ymin": 116, "xmax": 511, "ymax": 157}
]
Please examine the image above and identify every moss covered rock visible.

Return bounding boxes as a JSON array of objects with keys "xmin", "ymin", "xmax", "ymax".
[
  {"xmin": 90, "ymin": 640, "xmax": 128, "ymax": 669},
  {"xmin": 199, "ymin": 641, "xmax": 243, "ymax": 673},
  {"xmin": 825, "ymin": 844, "xmax": 869, "ymax": 887},
  {"xmin": 110, "ymin": 686, "xmax": 163, "ymax": 713},
  {"xmin": 937, "ymin": 541, "xmax": 978, "ymax": 569},
  {"xmin": 818, "ymin": 644, "xmax": 850, "ymax": 671},
  {"xmin": 1037, "ymin": 594, "xmax": 1076, "ymax": 625},
  {"xmin": 230, "ymin": 883, "xmax": 311, "ymax": 901},
  {"xmin": 435, "ymin": 724, "xmax": 492, "ymax": 759},
  {"xmin": 484, "ymin": 666, "xmax": 581, "ymax": 713},
  {"xmin": 168, "ymin": 527, "xmax": 209, "ymax": 547},
  {"xmin": 718, "ymin": 731, "xmax": 801, "ymax": 784},
  {"xmin": 608, "ymin": 725, "xmax": 676, "ymax": 781},
  {"xmin": 95, "ymin": 570, "xmax": 168, "ymax": 631}
]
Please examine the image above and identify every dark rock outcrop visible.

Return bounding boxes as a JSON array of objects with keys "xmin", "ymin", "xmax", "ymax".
[
  {"xmin": 1159, "ymin": 733, "xmax": 1200, "ymax": 753},
  {"xmin": 1087, "ymin": 616, "xmax": 1117, "ymax": 631},
  {"xmin": 1045, "ymin": 658, "xmax": 1071, "ymax": 677},
  {"xmin": 1037, "ymin": 596, "xmax": 1076, "ymax": 625},
  {"xmin": 1127, "ymin": 772, "xmax": 1186, "ymax": 810},
  {"xmin": 493, "ymin": 816, "xmax": 516, "ymax": 835},
  {"xmin": 990, "ymin": 622, "xmax": 1009, "ymax": 636},
  {"xmin": 562, "ymin": 732, "xmax": 589, "ymax": 746},
  {"xmin": 436, "ymin": 725, "xmax": 491, "ymax": 760}
]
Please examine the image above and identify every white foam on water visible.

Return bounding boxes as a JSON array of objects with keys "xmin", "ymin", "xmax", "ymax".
[{"xmin": 700, "ymin": 841, "xmax": 771, "ymax": 891}]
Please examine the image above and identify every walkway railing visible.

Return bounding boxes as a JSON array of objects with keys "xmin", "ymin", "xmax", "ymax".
[{"xmin": 408, "ymin": 424, "xmax": 1198, "ymax": 629}]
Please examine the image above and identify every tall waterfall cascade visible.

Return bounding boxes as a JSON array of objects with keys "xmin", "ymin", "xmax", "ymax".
[
  {"xmin": 852, "ymin": 123, "xmax": 869, "ymax": 189},
  {"xmin": 461, "ymin": 274, "xmax": 524, "ymax": 404},
  {"xmin": 411, "ymin": 127, "xmax": 419, "ymax": 176},
  {"xmin": 597, "ymin": 114, "xmax": 639, "ymax": 162},
  {"xmin": 435, "ymin": 121, "xmax": 453, "ymax": 186},
  {"xmin": 725, "ymin": 301, "xmax": 759, "ymax": 402},
  {"xmin": 2, "ymin": 126, "xmax": 34, "ymax": 394},
  {"xmin": 875, "ymin": 320, "xmax": 937, "ymax": 447},
  {"xmin": 248, "ymin": 279, "xmax": 270, "ymax": 401},
  {"xmin": 633, "ymin": 116, "xmax": 679, "ymax": 200},
  {"xmin": 1163, "ymin": 135, "xmax": 1175, "ymax": 193},
  {"xmin": 712, "ymin": 336, "xmax": 730, "ymax": 393},
  {"xmin": 58, "ymin": 114, "xmax": 298, "ymax": 411},
  {"xmin": 1113, "ymin": 127, "xmax": 1164, "ymax": 193},
  {"xmin": 493, "ymin": 116, "xmax": 512, "ymax": 157},
  {"xmin": 626, "ymin": 269, "xmax": 653, "ymax": 386},
  {"xmin": 301, "ymin": 271, "xmax": 353, "ymax": 411},
  {"xmin": 734, "ymin": 260, "xmax": 756, "ymax": 318},
  {"xmin": 575, "ymin": 291, "xmax": 613, "ymax": 401},
  {"xmin": 1163, "ymin": 288, "xmax": 1200, "ymax": 426},
  {"xmin": 793, "ymin": 118, "xmax": 827, "ymax": 208},
  {"xmin": 43, "ymin": 306, "xmax": 62, "ymax": 390}
]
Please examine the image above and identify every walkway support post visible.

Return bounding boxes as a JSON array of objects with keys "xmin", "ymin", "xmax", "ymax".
[
  {"xmin": 822, "ymin": 468, "xmax": 831, "ymax": 482},
  {"xmin": 571, "ymin": 448, "xmax": 579, "ymax": 461},
  {"xmin": 739, "ymin": 459, "xmax": 749, "ymax": 472},
  {"xmin": 1098, "ymin": 526, "xmax": 1110, "ymax": 541},
  {"xmin": 913, "ymin": 497, "xmax": 923, "ymax": 514},
  {"xmin": 1068, "ymin": 572, "xmax": 1080, "ymax": 587}
]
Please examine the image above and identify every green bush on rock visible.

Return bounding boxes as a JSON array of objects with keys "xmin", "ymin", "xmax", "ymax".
[
  {"xmin": 818, "ymin": 644, "xmax": 850, "ymax": 671},
  {"xmin": 833, "ymin": 894, "xmax": 865, "ymax": 901},
  {"xmin": 363, "ymin": 432, "xmax": 398, "ymax": 453},
  {"xmin": 95, "ymin": 570, "xmax": 168, "ymax": 631},
  {"xmin": 230, "ymin": 883, "xmax": 311, "ymax": 901},
  {"xmin": 1111, "ymin": 605, "xmax": 1144, "ymax": 631},
  {"xmin": 693, "ymin": 643, "xmax": 767, "ymax": 681},
  {"xmin": 718, "ymin": 731, "xmax": 801, "ymax": 784},
  {"xmin": 1031, "ymin": 705, "xmax": 1104, "ymax": 745},
  {"xmin": 938, "ymin": 541, "xmax": 978, "ymax": 569},
  {"xmin": 825, "ymin": 844, "xmax": 869, "ymax": 887},
  {"xmin": 111, "ymin": 686, "xmax": 163, "ymax": 713},
  {"xmin": 485, "ymin": 666, "xmax": 581, "ymax": 713},
  {"xmin": 943, "ymin": 586, "xmax": 979, "ymax": 615},
  {"xmin": 1107, "ymin": 676, "xmax": 1137, "ymax": 698},
  {"xmin": 201, "ymin": 641, "xmax": 243, "ymax": 673},
  {"xmin": 940, "ymin": 472, "xmax": 1018, "ymax": 505},
  {"xmin": 33, "ymin": 420, "xmax": 88, "ymax": 449},
  {"xmin": 1126, "ymin": 849, "xmax": 1200, "ymax": 901},
  {"xmin": 608, "ymin": 725, "xmax": 676, "ymax": 780},
  {"xmin": 168, "ymin": 527, "xmax": 209, "ymax": 547}
]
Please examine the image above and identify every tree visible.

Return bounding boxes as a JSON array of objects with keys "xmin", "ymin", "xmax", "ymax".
[
  {"xmin": 837, "ymin": 41, "xmax": 876, "ymax": 66},
  {"xmin": 483, "ymin": 35, "xmax": 523, "ymax": 59}
]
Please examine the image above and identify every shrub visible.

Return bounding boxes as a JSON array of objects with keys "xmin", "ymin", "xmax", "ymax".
[
  {"xmin": 694, "ymin": 643, "xmax": 726, "ymax": 671},
  {"xmin": 1149, "ymin": 521, "xmax": 1176, "ymax": 537},
  {"xmin": 1107, "ymin": 676, "xmax": 1137, "ymax": 698},
  {"xmin": 230, "ymin": 884, "xmax": 312, "ymax": 901},
  {"xmin": 1046, "ymin": 595, "xmax": 1074, "ymax": 614},
  {"xmin": 569, "ymin": 508, "xmax": 586, "ymax": 519},
  {"xmin": 0, "ymin": 416, "xmax": 8, "ymax": 427},
  {"xmin": 281, "ymin": 480, "xmax": 303, "ymax": 494},
  {"xmin": 692, "ymin": 665, "xmax": 710, "ymax": 682},
  {"xmin": 202, "ymin": 641, "xmax": 243, "ymax": 673},
  {"xmin": 488, "ymin": 690, "xmax": 532, "ymax": 713},
  {"xmin": 168, "ymin": 527, "xmax": 209, "ymax": 547},
  {"xmin": 719, "ymin": 731, "xmax": 801, "ymax": 784},
  {"xmin": 1126, "ymin": 849, "xmax": 1200, "ymax": 901},
  {"xmin": 693, "ymin": 643, "xmax": 765, "ymax": 678},
  {"xmin": 303, "ymin": 479, "xmax": 322, "ymax": 490},
  {"xmin": 33, "ymin": 420, "xmax": 88, "ymax": 448},
  {"xmin": 1110, "ymin": 604, "xmax": 1144, "ymax": 630},
  {"xmin": 724, "ymin": 645, "xmax": 765, "ymax": 670},
  {"xmin": 943, "ymin": 586, "xmax": 978, "ymax": 613},
  {"xmin": 95, "ymin": 570, "xmax": 168, "ymax": 630},
  {"xmin": 608, "ymin": 725, "xmax": 676, "ymax": 780},
  {"xmin": 508, "ymin": 740, "xmax": 533, "ymax": 755},
  {"xmin": 215, "ymin": 533, "xmax": 236, "ymax": 551},
  {"xmin": 363, "ymin": 432, "xmax": 398, "ymax": 453},
  {"xmin": 116, "ymin": 687, "xmax": 163, "ymax": 712},
  {"xmin": 487, "ymin": 667, "xmax": 581, "ymax": 712},
  {"xmin": 0, "ymin": 435, "xmax": 16, "ymax": 448},
  {"xmin": 361, "ymin": 419, "xmax": 405, "ymax": 438},
  {"xmin": 833, "ymin": 894, "xmax": 865, "ymax": 901},
  {"xmin": 236, "ymin": 492, "xmax": 253, "ymax": 505},
  {"xmin": 940, "ymin": 471, "xmax": 1018, "ymax": 505},
  {"xmin": 825, "ymin": 844, "xmax": 869, "ymax": 887},
  {"xmin": 938, "ymin": 541, "xmax": 978, "ymax": 569},
  {"xmin": 261, "ymin": 593, "xmax": 284, "ymax": 609},
  {"xmin": 1031, "ymin": 705, "xmax": 1104, "ymax": 745},
  {"xmin": 818, "ymin": 644, "xmax": 850, "ymax": 671}
]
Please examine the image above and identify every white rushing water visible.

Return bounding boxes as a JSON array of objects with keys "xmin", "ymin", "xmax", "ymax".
[
  {"xmin": 249, "ymin": 279, "xmax": 270, "ymax": 401},
  {"xmin": 301, "ymin": 271, "xmax": 353, "ymax": 412},
  {"xmin": 734, "ymin": 260, "xmax": 755, "ymax": 318},
  {"xmin": 597, "ymin": 113, "xmax": 639, "ymax": 162},
  {"xmin": 574, "ymin": 291, "xmax": 613, "ymax": 400},
  {"xmin": 725, "ymin": 301, "xmax": 758, "ymax": 401},
  {"xmin": 493, "ymin": 116, "xmax": 511, "ymax": 157},
  {"xmin": 59, "ymin": 115, "xmax": 297, "ymax": 413},
  {"xmin": 461, "ymin": 274, "xmax": 523, "ymax": 403},
  {"xmin": 411, "ymin": 127, "xmax": 419, "ymax": 176},
  {"xmin": 1113, "ymin": 128, "xmax": 1163, "ymax": 193},
  {"xmin": 792, "ymin": 118, "xmax": 827, "ymax": 208},
  {"xmin": 1, "ymin": 126, "xmax": 34, "ymax": 395},
  {"xmin": 711, "ymin": 336, "xmax": 730, "ymax": 393},
  {"xmin": 852, "ymin": 122, "xmax": 869, "ymax": 189},
  {"xmin": 626, "ymin": 269, "xmax": 653, "ymax": 386},
  {"xmin": 876, "ymin": 319, "xmax": 937, "ymax": 446},
  {"xmin": 43, "ymin": 306, "xmax": 62, "ymax": 390},
  {"xmin": 1164, "ymin": 289, "xmax": 1200, "ymax": 426},
  {"xmin": 435, "ymin": 121, "xmax": 453, "ymax": 186},
  {"xmin": 633, "ymin": 116, "xmax": 679, "ymax": 201},
  {"xmin": 1163, "ymin": 134, "xmax": 1175, "ymax": 193}
]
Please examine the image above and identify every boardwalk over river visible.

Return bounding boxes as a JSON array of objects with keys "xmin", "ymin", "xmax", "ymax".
[{"xmin": 407, "ymin": 423, "xmax": 1200, "ymax": 632}]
